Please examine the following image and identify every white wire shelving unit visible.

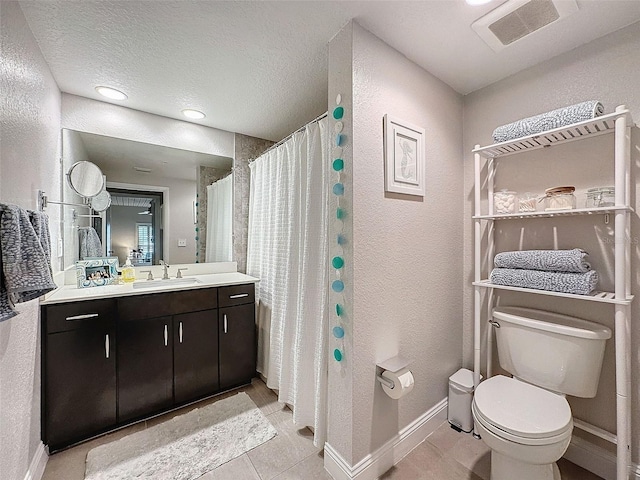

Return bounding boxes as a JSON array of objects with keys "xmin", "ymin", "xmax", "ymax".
[{"xmin": 473, "ymin": 105, "xmax": 633, "ymax": 479}]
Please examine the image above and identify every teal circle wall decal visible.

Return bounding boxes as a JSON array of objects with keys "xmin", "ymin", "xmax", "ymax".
[
  {"xmin": 334, "ymin": 349, "xmax": 343, "ymax": 362},
  {"xmin": 333, "ymin": 158, "xmax": 344, "ymax": 171},
  {"xmin": 332, "ymin": 256, "xmax": 344, "ymax": 269},
  {"xmin": 336, "ymin": 303, "xmax": 343, "ymax": 316},
  {"xmin": 332, "ymin": 280, "xmax": 344, "ymax": 292},
  {"xmin": 333, "ymin": 183, "xmax": 344, "ymax": 196},
  {"xmin": 333, "ymin": 326, "xmax": 345, "ymax": 339},
  {"xmin": 336, "ymin": 208, "xmax": 345, "ymax": 220},
  {"xmin": 333, "ymin": 106, "xmax": 344, "ymax": 120}
]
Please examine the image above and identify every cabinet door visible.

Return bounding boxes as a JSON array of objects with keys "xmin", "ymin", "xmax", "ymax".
[
  {"xmin": 218, "ymin": 303, "xmax": 257, "ymax": 389},
  {"xmin": 44, "ymin": 324, "xmax": 116, "ymax": 450},
  {"xmin": 173, "ymin": 310, "xmax": 219, "ymax": 404},
  {"xmin": 118, "ymin": 316, "xmax": 173, "ymax": 422}
]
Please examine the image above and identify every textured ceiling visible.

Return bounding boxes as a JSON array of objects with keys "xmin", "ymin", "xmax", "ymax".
[{"xmin": 19, "ymin": 1, "xmax": 640, "ymax": 142}]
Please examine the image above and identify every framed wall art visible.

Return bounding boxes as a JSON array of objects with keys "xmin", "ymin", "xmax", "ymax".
[{"xmin": 383, "ymin": 114, "xmax": 425, "ymax": 197}]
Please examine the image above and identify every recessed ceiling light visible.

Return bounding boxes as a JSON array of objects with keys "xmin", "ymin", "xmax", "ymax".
[
  {"xmin": 95, "ymin": 86, "xmax": 128, "ymax": 100},
  {"xmin": 466, "ymin": 0, "xmax": 493, "ymax": 5},
  {"xmin": 182, "ymin": 109, "xmax": 206, "ymax": 119}
]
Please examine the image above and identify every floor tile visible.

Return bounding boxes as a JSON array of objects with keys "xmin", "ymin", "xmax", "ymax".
[
  {"xmin": 198, "ymin": 454, "xmax": 261, "ymax": 480},
  {"xmin": 272, "ymin": 451, "xmax": 332, "ymax": 480},
  {"xmin": 398, "ymin": 440, "xmax": 483, "ymax": 480},
  {"xmin": 42, "ymin": 421, "xmax": 146, "ymax": 480},
  {"xmin": 247, "ymin": 409, "xmax": 321, "ymax": 480},
  {"xmin": 557, "ymin": 457, "xmax": 604, "ymax": 480}
]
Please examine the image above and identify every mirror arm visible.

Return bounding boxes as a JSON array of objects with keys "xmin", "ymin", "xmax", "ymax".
[{"xmin": 38, "ymin": 190, "xmax": 93, "ymax": 211}]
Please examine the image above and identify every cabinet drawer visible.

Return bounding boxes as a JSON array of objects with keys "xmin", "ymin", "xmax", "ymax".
[
  {"xmin": 44, "ymin": 299, "xmax": 116, "ymax": 334},
  {"xmin": 218, "ymin": 284, "xmax": 255, "ymax": 308},
  {"xmin": 118, "ymin": 288, "xmax": 217, "ymax": 320}
]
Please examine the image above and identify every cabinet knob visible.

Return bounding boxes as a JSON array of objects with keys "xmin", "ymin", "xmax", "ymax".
[
  {"xmin": 164, "ymin": 324, "xmax": 168, "ymax": 346},
  {"xmin": 105, "ymin": 334, "xmax": 110, "ymax": 358},
  {"xmin": 229, "ymin": 293, "xmax": 248, "ymax": 299},
  {"xmin": 223, "ymin": 314, "xmax": 228, "ymax": 334},
  {"xmin": 179, "ymin": 322, "xmax": 183, "ymax": 343}
]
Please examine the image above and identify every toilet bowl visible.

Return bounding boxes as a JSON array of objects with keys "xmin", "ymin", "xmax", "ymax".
[{"xmin": 472, "ymin": 375, "xmax": 573, "ymax": 480}]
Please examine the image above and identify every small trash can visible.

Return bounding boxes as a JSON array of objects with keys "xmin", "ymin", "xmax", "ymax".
[{"xmin": 447, "ymin": 368, "xmax": 479, "ymax": 433}]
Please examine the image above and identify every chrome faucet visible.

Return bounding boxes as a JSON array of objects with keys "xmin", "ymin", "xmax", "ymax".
[{"xmin": 159, "ymin": 260, "xmax": 170, "ymax": 280}]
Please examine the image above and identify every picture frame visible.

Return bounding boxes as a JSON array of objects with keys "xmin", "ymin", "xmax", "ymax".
[
  {"xmin": 383, "ymin": 114, "xmax": 425, "ymax": 197},
  {"xmin": 76, "ymin": 257, "xmax": 119, "ymax": 288}
]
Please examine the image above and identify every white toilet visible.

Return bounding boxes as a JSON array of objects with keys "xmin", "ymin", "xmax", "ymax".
[{"xmin": 472, "ymin": 306, "xmax": 611, "ymax": 480}]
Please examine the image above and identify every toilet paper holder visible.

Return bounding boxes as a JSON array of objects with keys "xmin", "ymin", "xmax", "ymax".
[{"xmin": 376, "ymin": 355, "xmax": 412, "ymax": 390}]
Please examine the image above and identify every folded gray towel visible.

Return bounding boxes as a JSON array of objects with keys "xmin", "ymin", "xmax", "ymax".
[
  {"xmin": 79, "ymin": 226, "xmax": 103, "ymax": 260},
  {"xmin": 0, "ymin": 205, "xmax": 57, "ymax": 321},
  {"xmin": 490, "ymin": 268, "xmax": 598, "ymax": 295},
  {"xmin": 494, "ymin": 249, "xmax": 591, "ymax": 273},
  {"xmin": 492, "ymin": 101, "xmax": 604, "ymax": 143}
]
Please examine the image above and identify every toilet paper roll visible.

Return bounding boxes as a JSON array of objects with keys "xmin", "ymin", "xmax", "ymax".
[{"xmin": 381, "ymin": 367, "xmax": 415, "ymax": 399}]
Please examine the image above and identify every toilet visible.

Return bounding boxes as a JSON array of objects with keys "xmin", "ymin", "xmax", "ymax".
[{"xmin": 472, "ymin": 306, "xmax": 611, "ymax": 480}]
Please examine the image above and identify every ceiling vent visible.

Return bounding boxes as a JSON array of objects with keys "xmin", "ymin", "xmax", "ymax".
[{"xmin": 472, "ymin": 0, "xmax": 578, "ymax": 52}]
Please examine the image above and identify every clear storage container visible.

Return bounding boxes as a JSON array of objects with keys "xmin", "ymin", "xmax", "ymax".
[
  {"xmin": 544, "ymin": 186, "xmax": 576, "ymax": 211},
  {"xmin": 494, "ymin": 190, "xmax": 518, "ymax": 214},
  {"xmin": 518, "ymin": 192, "xmax": 538, "ymax": 213},
  {"xmin": 585, "ymin": 187, "xmax": 615, "ymax": 208}
]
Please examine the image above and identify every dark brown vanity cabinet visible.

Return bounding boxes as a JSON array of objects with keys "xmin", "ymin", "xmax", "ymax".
[
  {"xmin": 42, "ymin": 283, "xmax": 255, "ymax": 450},
  {"xmin": 218, "ymin": 284, "xmax": 257, "ymax": 389},
  {"xmin": 173, "ymin": 310, "xmax": 219, "ymax": 404},
  {"xmin": 42, "ymin": 299, "xmax": 117, "ymax": 450},
  {"xmin": 117, "ymin": 316, "xmax": 174, "ymax": 422}
]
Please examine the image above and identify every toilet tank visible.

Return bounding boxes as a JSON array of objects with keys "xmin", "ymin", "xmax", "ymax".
[{"xmin": 492, "ymin": 306, "xmax": 611, "ymax": 398}]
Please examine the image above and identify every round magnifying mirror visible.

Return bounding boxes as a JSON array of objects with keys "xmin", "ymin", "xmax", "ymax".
[
  {"xmin": 67, "ymin": 161, "xmax": 104, "ymax": 198},
  {"xmin": 90, "ymin": 190, "xmax": 111, "ymax": 212}
]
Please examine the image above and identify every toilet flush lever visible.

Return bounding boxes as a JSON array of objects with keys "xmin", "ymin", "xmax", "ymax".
[{"xmin": 489, "ymin": 320, "xmax": 501, "ymax": 328}]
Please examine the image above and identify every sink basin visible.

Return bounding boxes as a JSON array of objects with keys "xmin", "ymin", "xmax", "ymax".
[{"xmin": 132, "ymin": 277, "xmax": 202, "ymax": 289}]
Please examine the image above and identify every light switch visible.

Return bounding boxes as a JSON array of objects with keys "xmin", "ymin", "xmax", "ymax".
[{"xmin": 178, "ymin": 238, "xmax": 187, "ymax": 247}]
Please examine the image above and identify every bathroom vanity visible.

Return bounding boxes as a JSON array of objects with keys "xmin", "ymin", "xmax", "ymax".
[{"xmin": 40, "ymin": 273, "xmax": 257, "ymax": 452}]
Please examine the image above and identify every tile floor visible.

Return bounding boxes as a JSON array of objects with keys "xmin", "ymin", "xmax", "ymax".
[{"xmin": 42, "ymin": 379, "xmax": 602, "ymax": 480}]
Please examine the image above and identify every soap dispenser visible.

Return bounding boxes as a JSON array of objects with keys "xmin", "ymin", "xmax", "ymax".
[{"xmin": 122, "ymin": 257, "xmax": 136, "ymax": 283}]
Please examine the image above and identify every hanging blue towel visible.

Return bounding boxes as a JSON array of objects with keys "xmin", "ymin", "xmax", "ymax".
[
  {"xmin": 492, "ymin": 101, "xmax": 604, "ymax": 143},
  {"xmin": 494, "ymin": 249, "xmax": 591, "ymax": 273},
  {"xmin": 0, "ymin": 205, "xmax": 57, "ymax": 321},
  {"xmin": 79, "ymin": 226, "xmax": 103, "ymax": 260}
]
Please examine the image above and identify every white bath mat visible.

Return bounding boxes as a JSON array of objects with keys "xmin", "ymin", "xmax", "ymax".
[{"xmin": 85, "ymin": 392, "xmax": 277, "ymax": 480}]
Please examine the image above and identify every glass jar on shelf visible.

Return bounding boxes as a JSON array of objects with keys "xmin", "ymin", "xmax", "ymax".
[
  {"xmin": 544, "ymin": 186, "xmax": 576, "ymax": 211},
  {"xmin": 493, "ymin": 190, "xmax": 518, "ymax": 214},
  {"xmin": 518, "ymin": 192, "xmax": 538, "ymax": 213},
  {"xmin": 585, "ymin": 186, "xmax": 615, "ymax": 208}
]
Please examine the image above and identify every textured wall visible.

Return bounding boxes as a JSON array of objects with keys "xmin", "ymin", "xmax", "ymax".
[
  {"xmin": 0, "ymin": 2, "xmax": 61, "ymax": 478},
  {"xmin": 350, "ymin": 23, "xmax": 464, "ymax": 463},
  {"xmin": 61, "ymin": 94, "xmax": 234, "ymax": 158},
  {"xmin": 326, "ymin": 22, "xmax": 355, "ymax": 464},
  {"xmin": 196, "ymin": 166, "xmax": 232, "ymax": 261},
  {"xmin": 462, "ymin": 21, "xmax": 640, "ymax": 464},
  {"xmin": 233, "ymin": 133, "xmax": 274, "ymax": 273}
]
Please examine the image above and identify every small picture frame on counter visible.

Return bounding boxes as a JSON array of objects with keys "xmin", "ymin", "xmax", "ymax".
[{"xmin": 76, "ymin": 257, "xmax": 119, "ymax": 288}]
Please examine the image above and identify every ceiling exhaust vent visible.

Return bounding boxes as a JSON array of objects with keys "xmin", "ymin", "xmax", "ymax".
[{"xmin": 472, "ymin": 0, "xmax": 578, "ymax": 52}]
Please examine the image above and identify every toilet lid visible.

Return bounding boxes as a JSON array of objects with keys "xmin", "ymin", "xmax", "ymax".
[{"xmin": 474, "ymin": 376, "xmax": 572, "ymax": 439}]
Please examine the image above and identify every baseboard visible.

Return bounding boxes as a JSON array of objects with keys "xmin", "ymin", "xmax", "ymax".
[
  {"xmin": 324, "ymin": 398, "xmax": 447, "ymax": 480},
  {"xmin": 23, "ymin": 442, "xmax": 48, "ymax": 480},
  {"xmin": 564, "ymin": 435, "xmax": 640, "ymax": 480}
]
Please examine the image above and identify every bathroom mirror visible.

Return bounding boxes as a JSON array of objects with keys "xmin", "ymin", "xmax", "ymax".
[
  {"xmin": 61, "ymin": 129, "xmax": 234, "ymax": 268},
  {"xmin": 67, "ymin": 160, "xmax": 105, "ymax": 197}
]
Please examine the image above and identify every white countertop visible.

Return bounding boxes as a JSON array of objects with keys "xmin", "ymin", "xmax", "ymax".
[{"xmin": 42, "ymin": 272, "xmax": 259, "ymax": 305}]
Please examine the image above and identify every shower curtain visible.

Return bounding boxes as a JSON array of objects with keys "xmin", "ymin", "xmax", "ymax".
[
  {"xmin": 205, "ymin": 174, "xmax": 233, "ymax": 262},
  {"xmin": 247, "ymin": 117, "xmax": 328, "ymax": 447}
]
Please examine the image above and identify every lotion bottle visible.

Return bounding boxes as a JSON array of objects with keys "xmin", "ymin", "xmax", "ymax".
[{"xmin": 122, "ymin": 257, "xmax": 136, "ymax": 283}]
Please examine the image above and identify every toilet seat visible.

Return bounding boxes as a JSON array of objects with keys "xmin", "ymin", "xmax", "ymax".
[{"xmin": 473, "ymin": 376, "xmax": 572, "ymax": 445}]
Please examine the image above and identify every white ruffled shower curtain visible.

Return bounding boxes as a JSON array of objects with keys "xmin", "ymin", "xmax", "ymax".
[
  {"xmin": 246, "ymin": 117, "xmax": 329, "ymax": 447},
  {"xmin": 206, "ymin": 174, "xmax": 233, "ymax": 262}
]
